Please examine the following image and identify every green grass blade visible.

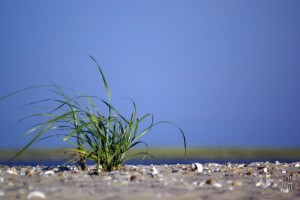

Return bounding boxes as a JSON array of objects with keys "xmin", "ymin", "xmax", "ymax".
[{"xmin": 89, "ymin": 55, "xmax": 111, "ymax": 102}]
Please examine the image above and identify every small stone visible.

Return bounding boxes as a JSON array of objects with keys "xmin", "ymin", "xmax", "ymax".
[
  {"xmin": 206, "ymin": 178, "xmax": 213, "ymax": 185},
  {"xmin": 130, "ymin": 175, "xmax": 137, "ymax": 182},
  {"xmin": 294, "ymin": 163, "xmax": 300, "ymax": 168},
  {"xmin": 220, "ymin": 167, "xmax": 228, "ymax": 173},
  {"xmin": 275, "ymin": 161, "xmax": 280, "ymax": 165},
  {"xmin": 282, "ymin": 170, "xmax": 287, "ymax": 174},
  {"xmin": 27, "ymin": 191, "xmax": 46, "ymax": 199},
  {"xmin": 0, "ymin": 190, "xmax": 4, "ymax": 196},
  {"xmin": 233, "ymin": 181, "xmax": 243, "ymax": 186},
  {"xmin": 232, "ymin": 168, "xmax": 243, "ymax": 174}
]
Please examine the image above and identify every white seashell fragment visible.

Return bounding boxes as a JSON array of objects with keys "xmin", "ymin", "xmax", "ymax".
[
  {"xmin": 0, "ymin": 177, "xmax": 4, "ymax": 183},
  {"xmin": 27, "ymin": 191, "xmax": 46, "ymax": 199},
  {"xmin": 191, "ymin": 163, "xmax": 203, "ymax": 173},
  {"xmin": 275, "ymin": 161, "xmax": 280, "ymax": 165},
  {"xmin": 44, "ymin": 170, "xmax": 55, "ymax": 175},
  {"xmin": 282, "ymin": 170, "xmax": 286, "ymax": 174},
  {"xmin": 213, "ymin": 182, "xmax": 222, "ymax": 188},
  {"xmin": 151, "ymin": 166, "xmax": 158, "ymax": 176},
  {"xmin": 263, "ymin": 167, "xmax": 268, "ymax": 173},
  {"xmin": 199, "ymin": 181, "xmax": 205, "ymax": 187},
  {"xmin": 256, "ymin": 180, "xmax": 264, "ymax": 187},
  {"xmin": 6, "ymin": 167, "xmax": 18, "ymax": 175},
  {"xmin": 237, "ymin": 164, "xmax": 244, "ymax": 168},
  {"xmin": 281, "ymin": 187, "xmax": 290, "ymax": 193},
  {"xmin": 294, "ymin": 163, "xmax": 300, "ymax": 167}
]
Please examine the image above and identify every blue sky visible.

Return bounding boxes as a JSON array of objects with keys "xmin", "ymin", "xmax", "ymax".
[{"xmin": 1, "ymin": 1, "xmax": 300, "ymax": 149}]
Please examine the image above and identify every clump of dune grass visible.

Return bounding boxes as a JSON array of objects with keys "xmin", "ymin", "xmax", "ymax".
[{"xmin": 1, "ymin": 56, "xmax": 186, "ymax": 172}]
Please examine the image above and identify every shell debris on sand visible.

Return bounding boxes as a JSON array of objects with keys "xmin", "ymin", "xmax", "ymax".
[
  {"xmin": 0, "ymin": 162, "xmax": 299, "ymax": 200},
  {"xmin": 27, "ymin": 191, "xmax": 46, "ymax": 199}
]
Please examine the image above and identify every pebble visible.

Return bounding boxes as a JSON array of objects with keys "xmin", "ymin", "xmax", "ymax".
[
  {"xmin": 233, "ymin": 181, "xmax": 243, "ymax": 186},
  {"xmin": 232, "ymin": 168, "xmax": 243, "ymax": 174},
  {"xmin": 0, "ymin": 162, "xmax": 299, "ymax": 199}
]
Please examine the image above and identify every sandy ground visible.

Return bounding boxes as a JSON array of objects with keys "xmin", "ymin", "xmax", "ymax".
[{"xmin": 0, "ymin": 162, "xmax": 299, "ymax": 200}]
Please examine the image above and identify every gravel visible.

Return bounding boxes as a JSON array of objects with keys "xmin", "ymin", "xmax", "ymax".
[{"xmin": 0, "ymin": 161, "xmax": 299, "ymax": 200}]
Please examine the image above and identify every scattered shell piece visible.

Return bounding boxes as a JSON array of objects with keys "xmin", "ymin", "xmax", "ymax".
[
  {"xmin": 294, "ymin": 163, "xmax": 300, "ymax": 168},
  {"xmin": 275, "ymin": 161, "xmax": 280, "ymax": 165},
  {"xmin": 263, "ymin": 167, "xmax": 268, "ymax": 173},
  {"xmin": 151, "ymin": 166, "xmax": 158, "ymax": 177},
  {"xmin": 281, "ymin": 187, "xmax": 290, "ymax": 193},
  {"xmin": 27, "ymin": 191, "xmax": 46, "ymax": 199},
  {"xmin": 199, "ymin": 181, "xmax": 205, "ymax": 187},
  {"xmin": 44, "ymin": 170, "xmax": 55, "ymax": 176},
  {"xmin": 282, "ymin": 170, "xmax": 287, "ymax": 174},
  {"xmin": 220, "ymin": 167, "xmax": 228, "ymax": 173},
  {"xmin": 237, "ymin": 164, "xmax": 244, "ymax": 168},
  {"xmin": 191, "ymin": 163, "xmax": 203, "ymax": 173},
  {"xmin": 256, "ymin": 180, "xmax": 264, "ymax": 187},
  {"xmin": 232, "ymin": 168, "xmax": 243, "ymax": 174},
  {"xmin": 103, "ymin": 176, "xmax": 112, "ymax": 181},
  {"xmin": 6, "ymin": 167, "xmax": 18, "ymax": 175},
  {"xmin": 213, "ymin": 182, "xmax": 222, "ymax": 188}
]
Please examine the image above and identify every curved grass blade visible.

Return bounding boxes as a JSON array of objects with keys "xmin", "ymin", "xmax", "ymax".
[{"xmin": 89, "ymin": 55, "xmax": 111, "ymax": 102}]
